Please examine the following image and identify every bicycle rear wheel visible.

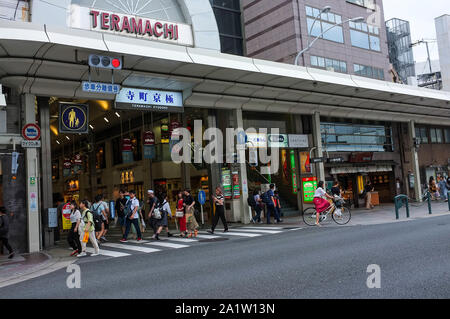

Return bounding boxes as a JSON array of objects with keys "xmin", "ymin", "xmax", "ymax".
[
  {"xmin": 332, "ymin": 207, "xmax": 351, "ymax": 225},
  {"xmin": 302, "ymin": 207, "xmax": 318, "ymax": 226}
]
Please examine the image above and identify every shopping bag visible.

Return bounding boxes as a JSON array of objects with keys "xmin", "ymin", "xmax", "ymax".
[{"xmin": 82, "ymin": 231, "xmax": 89, "ymax": 243}]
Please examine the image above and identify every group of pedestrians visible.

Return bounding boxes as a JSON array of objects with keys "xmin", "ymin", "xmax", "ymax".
[
  {"xmin": 248, "ymin": 184, "xmax": 283, "ymax": 225},
  {"xmin": 428, "ymin": 175, "xmax": 450, "ymax": 201}
]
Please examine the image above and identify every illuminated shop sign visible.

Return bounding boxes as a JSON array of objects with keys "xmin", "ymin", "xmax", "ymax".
[{"xmin": 115, "ymin": 88, "xmax": 184, "ymax": 113}]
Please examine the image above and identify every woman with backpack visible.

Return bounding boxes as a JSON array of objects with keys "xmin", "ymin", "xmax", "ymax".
[
  {"xmin": 77, "ymin": 200, "xmax": 100, "ymax": 257},
  {"xmin": 67, "ymin": 200, "xmax": 82, "ymax": 257},
  {"xmin": 154, "ymin": 193, "xmax": 172, "ymax": 240},
  {"xmin": 92, "ymin": 195, "xmax": 107, "ymax": 242}
]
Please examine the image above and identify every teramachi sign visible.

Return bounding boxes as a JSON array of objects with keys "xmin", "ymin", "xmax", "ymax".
[{"xmin": 70, "ymin": 6, "xmax": 194, "ymax": 47}]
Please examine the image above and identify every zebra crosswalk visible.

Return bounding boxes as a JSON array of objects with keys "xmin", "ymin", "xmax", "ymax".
[{"xmin": 79, "ymin": 226, "xmax": 301, "ymax": 260}]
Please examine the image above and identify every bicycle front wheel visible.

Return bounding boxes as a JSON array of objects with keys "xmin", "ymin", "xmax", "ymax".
[
  {"xmin": 302, "ymin": 207, "xmax": 318, "ymax": 226},
  {"xmin": 332, "ymin": 207, "xmax": 351, "ymax": 225}
]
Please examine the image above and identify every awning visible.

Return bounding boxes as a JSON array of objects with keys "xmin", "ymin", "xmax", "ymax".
[{"xmin": 330, "ymin": 165, "xmax": 393, "ymax": 175}]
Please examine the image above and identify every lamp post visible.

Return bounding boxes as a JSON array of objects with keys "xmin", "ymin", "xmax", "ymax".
[{"xmin": 294, "ymin": 16, "xmax": 366, "ymax": 66}]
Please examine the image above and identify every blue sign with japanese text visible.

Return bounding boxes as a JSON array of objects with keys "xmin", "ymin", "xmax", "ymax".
[
  {"xmin": 115, "ymin": 88, "xmax": 184, "ymax": 113},
  {"xmin": 82, "ymin": 81, "xmax": 121, "ymax": 94}
]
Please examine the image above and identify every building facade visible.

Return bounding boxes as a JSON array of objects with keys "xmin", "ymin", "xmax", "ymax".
[
  {"xmin": 242, "ymin": 0, "xmax": 391, "ymax": 80},
  {"xmin": 1, "ymin": 0, "xmax": 450, "ymax": 254},
  {"xmin": 435, "ymin": 15, "xmax": 450, "ymax": 91}
]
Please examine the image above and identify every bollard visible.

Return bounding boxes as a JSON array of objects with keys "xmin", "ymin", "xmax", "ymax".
[
  {"xmin": 448, "ymin": 191, "xmax": 450, "ymax": 211},
  {"xmin": 394, "ymin": 195, "xmax": 409, "ymax": 220}
]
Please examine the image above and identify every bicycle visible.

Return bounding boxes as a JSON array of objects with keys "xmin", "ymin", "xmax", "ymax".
[{"xmin": 302, "ymin": 197, "xmax": 351, "ymax": 226}]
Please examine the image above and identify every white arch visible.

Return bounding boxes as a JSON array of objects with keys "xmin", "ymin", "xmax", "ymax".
[{"xmin": 30, "ymin": 0, "xmax": 221, "ymax": 51}]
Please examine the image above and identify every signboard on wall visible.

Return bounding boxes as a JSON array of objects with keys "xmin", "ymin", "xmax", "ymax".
[
  {"xmin": 115, "ymin": 88, "xmax": 184, "ymax": 113},
  {"xmin": 300, "ymin": 152, "xmax": 312, "ymax": 174},
  {"xmin": 288, "ymin": 134, "xmax": 309, "ymax": 148},
  {"xmin": 302, "ymin": 177, "xmax": 317, "ymax": 203},
  {"xmin": 221, "ymin": 168, "xmax": 232, "ymax": 199},
  {"xmin": 70, "ymin": 6, "xmax": 194, "ymax": 47},
  {"xmin": 62, "ymin": 203, "xmax": 72, "ymax": 230},
  {"xmin": 268, "ymin": 134, "xmax": 288, "ymax": 148}
]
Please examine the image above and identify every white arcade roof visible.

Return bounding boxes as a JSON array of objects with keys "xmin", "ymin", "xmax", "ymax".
[{"xmin": 1, "ymin": 20, "xmax": 450, "ymax": 125}]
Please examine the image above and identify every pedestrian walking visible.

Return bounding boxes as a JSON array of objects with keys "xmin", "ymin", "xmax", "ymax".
[
  {"xmin": 250, "ymin": 190, "xmax": 263, "ymax": 224},
  {"xmin": 207, "ymin": 187, "xmax": 229, "ymax": 234},
  {"xmin": 92, "ymin": 195, "xmax": 107, "ymax": 242},
  {"xmin": 120, "ymin": 190, "xmax": 143, "ymax": 243},
  {"xmin": 0, "ymin": 207, "xmax": 14, "ymax": 259},
  {"xmin": 67, "ymin": 200, "xmax": 82, "ymax": 257},
  {"xmin": 176, "ymin": 191, "xmax": 187, "ymax": 237},
  {"xmin": 154, "ymin": 193, "xmax": 172, "ymax": 240},
  {"xmin": 184, "ymin": 189, "xmax": 199, "ymax": 238},
  {"xmin": 438, "ymin": 175, "xmax": 448, "ymax": 202},
  {"xmin": 264, "ymin": 184, "xmax": 282, "ymax": 224},
  {"xmin": 429, "ymin": 176, "xmax": 440, "ymax": 200},
  {"xmin": 77, "ymin": 200, "xmax": 99, "ymax": 257},
  {"xmin": 116, "ymin": 189, "xmax": 128, "ymax": 235},
  {"xmin": 364, "ymin": 181, "xmax": 375, "ymax": 210},
  {"xmin": 274, "ymin": 190, "xmax": 283, "ymax": 218},
  {"xmin": 100, "ymin": 194, "xmax": 110, "ymax": 240},
  {"xmin": 146, "ymin": 190, "xmax": 159, "ymax": 239}
]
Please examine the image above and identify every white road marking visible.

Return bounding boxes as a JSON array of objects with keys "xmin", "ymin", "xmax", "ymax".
[
  {"xmin": 240, "ymin": 226, "xmax": 283, "ymax": 230},
  {"xmin": 127, "ymin": 240, "xmax": 149, "ymax": 244},
  {"xmin": 86, "ymin": 248, "xmax": 130, "ymax": 258},
  {"xmin": 145, "ymin": 242, "xmax": 189, "ymax": 249},
  {"xmin": 217, "ymin": 232, "xmax": 262, "ymax": 237},
  {"xmin": 196, "ymin": 234, "xmax": 221, "ymax": 239},
  {"xmin": 231, "ymin": 229, "xmax": 282, "ymax": 234},
  {"xmin": 102, "ymin": 243, "xmax": 160, "ymax": 253},
  {"xmin": 168, "ymin": 238, "xmax": 200, "ymax": 243}
]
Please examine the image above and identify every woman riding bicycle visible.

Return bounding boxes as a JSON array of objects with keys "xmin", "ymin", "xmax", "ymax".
[{"xmin": 313, "ymin": 181, "xmax": 334, "ymax": 227}]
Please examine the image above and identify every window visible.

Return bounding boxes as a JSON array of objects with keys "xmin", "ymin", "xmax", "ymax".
[
  {"xmin": 445, "ymin": 129, "xmax": 450, "ymax": 143},
  {"xmin": 347, "ymin": 0, "xmax": 376, "ymax": 10},
  {"xmin": 210, "ymin": 0, "xmax": 243, "ymax": 56},
  {"xmin": 350, "ymin": 22, "xmax": 381, "ymax": 52},
  {"xmin": 321, "ymin": 122, "xmax": 393, "ymax": 152},
  {"xmin": 311, "ymin": 55, "xmax": 347, "ymax": 73},
  {"xmin": 430, "ymin": 128, "xmax": 443, "ymax": 143},
  {"xmin": 354, "ymin": 64, "xmax": 385, "ymax": 80},
  {"xmin": 415, "ymin": 127, "xmax": 428, "ymax": 144},
  {"xmin": 305, "ymin": 6, "xmax": 344, "ymax": 44}
]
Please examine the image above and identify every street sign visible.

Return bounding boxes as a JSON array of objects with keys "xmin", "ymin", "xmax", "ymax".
[
  {"xmin": 21, "ymin": 140, "xmax": 41, "ymax": 148},
  {"xmin": 198, "ymin": 190, "xmax": 206, "ymax": 225},
  {"xmin": 310, "ymin": 157, "xmax": 325, "ymax": 163},
  {"xmin": 22, "ymin": 123, "xmax": 41, "ymax": 141},
  {"xmin": 328, "ymin": 157, "xmax": 345, "ymax": 164},
  {"xmin": 268, "ymin": 134, "xmax": 288, "ymax": 148},
  {"xmin": 198, "ymin": 190, "xmax": 206, "ymax": 205},
  {"xmin": 82, "ymin": 81, "xmax": 121, "ymax": 94}
]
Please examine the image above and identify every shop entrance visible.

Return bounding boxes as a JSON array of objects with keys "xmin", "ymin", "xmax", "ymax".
[{"xmin": 44, "ymin": 97, "xmax": 213, "ymax": 234}]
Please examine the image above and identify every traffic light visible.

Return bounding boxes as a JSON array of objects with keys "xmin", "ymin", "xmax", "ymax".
[{"xmin": 88, "ymin": 54, "xmax": 122, "ymax": 70}]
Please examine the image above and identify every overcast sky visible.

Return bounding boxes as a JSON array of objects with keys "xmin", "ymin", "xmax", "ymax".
[{"xmin": 383, "ymin": 0, "xmax": 448, "ymax": 68}]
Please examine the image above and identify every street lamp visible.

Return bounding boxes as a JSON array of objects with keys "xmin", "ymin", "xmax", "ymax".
[{"xmin": 294, "ymin": 16, "xmax": 366, "ymax": 66}]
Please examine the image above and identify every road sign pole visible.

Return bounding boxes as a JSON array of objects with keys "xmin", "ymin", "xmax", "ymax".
[{"xmin": 201, "ymin": 204, "xmax": 204, "ymax": 225}]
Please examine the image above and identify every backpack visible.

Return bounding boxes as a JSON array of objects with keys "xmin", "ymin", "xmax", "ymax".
[
  {"xmin": 261, "ymin": 191, "xmax": 272, "ymax": 205},
  {"xmin": 82, "ymin": 210, "xmax": 97, "ymax": 229},
  {"xmin": 91, "ymin": 204, "xmax": 104, "ymax": 229},
  {"xmin": 247, "ymin": 196, "xmax": 256, "ymax": 208},
  {"xmin": 153, "ymin": 201, "xmax": 167, "ymax": 220}
]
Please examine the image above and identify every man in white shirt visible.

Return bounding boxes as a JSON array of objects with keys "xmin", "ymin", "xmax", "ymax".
[{"xmin": 120, "ymin": 190, "xmax": 143, "ymax": 243}]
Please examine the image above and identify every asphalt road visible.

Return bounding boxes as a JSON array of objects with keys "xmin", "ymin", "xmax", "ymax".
[{"xmin": 2, "ymin": 215, "xmax": 450, "ymax": 299}]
